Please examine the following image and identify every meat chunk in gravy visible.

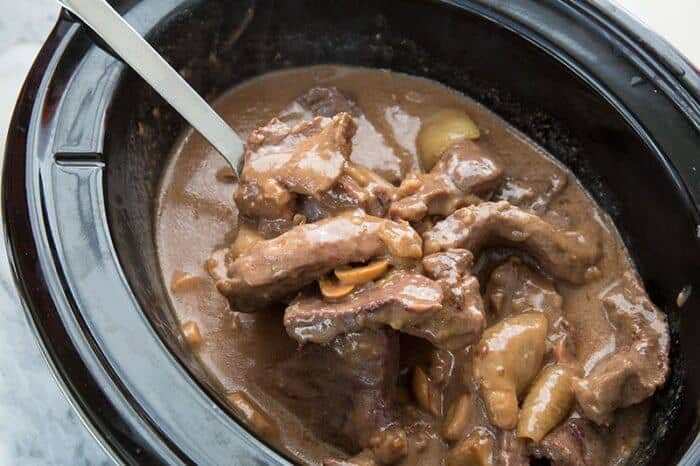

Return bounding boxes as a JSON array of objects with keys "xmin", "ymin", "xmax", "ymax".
[
  {"xmin": 495, "ymin": 172, "xmax": 568, "ymax": 215},
  {"xmin": 423, "ymin": 201, "xmax": 601, "ymax": 284},
  {"xmin": 294, "ymin": 86, "xmax": 411, "ymax": 183},
  {"xmin": 284, "ymin": 272, "xmax": 442, "ymax": 343},
  {"xmin": 297, "ymin": 86, "xmax": 362, "ymax": 118},
  {"xmin": 494, "ymin": 430, "xmax": 529, "ymax": 466},
  {"xmin": 268, "ymin": 329, "xmax": 399, "ymax": 453},
  {"xmin": 158, "ymin": 69, "xmax": 671, "ymax": 466},
  {"xmin": 574, "ymin": 271, "xmax": 669, "ymax": 425},
  {"xmin": 313, "ymin": 163, "xmax": 396, "ymax": 219},
  {"xmin": 486, "ymin": 257, "xmax": 573, "ymax": 349},
  {"xmin": 235, "ymin": 113, "xmax": 356, "ymax": 224},
  {"xmin": 390, "ymin": 140, "xmax": 503, "ymax": 222},
  {"xmin": 216, "ymin": 213, "xmax": 422, "ymax": 310},
  {"xmin": 285, "ymin": 271, "xmax": 485, "ymax": 350},
  {"xmin": 530, "ymin": 418, "xmax": 607, "ymax": 466},
  {"xmin": 421, "ymin": 249, "xmax": 487, "ymax": 349}
]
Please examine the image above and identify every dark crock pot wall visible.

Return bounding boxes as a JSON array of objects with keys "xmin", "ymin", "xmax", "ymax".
[{"xmin": 102, "ymin": 0, "xmax": 699, "ymax": 463}]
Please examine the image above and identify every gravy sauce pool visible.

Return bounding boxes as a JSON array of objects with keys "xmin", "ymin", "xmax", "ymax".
[{"xmin": 156, "ymin": 66, "xmax": 655, "ymax": 464}]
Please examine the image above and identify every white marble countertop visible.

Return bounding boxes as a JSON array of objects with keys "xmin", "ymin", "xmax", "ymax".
[{"xmin": 0, "ymin": 1, "xmax": 696, "ymax": 465}]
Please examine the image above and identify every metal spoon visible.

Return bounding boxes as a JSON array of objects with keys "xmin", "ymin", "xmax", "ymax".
[{"xmin": 57, "ymin": 0, "xmax": 245, "ymax": 173}]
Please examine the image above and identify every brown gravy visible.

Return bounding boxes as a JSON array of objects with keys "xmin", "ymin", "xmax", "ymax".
[{"xmin": 156, "ymin": 66, "xmax": 662, "ymax": 465}]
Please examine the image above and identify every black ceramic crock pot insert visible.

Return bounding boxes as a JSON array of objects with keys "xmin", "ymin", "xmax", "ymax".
[{"xmin": 3, "ymin": 0, "xmax": 700, "ymax": 464}]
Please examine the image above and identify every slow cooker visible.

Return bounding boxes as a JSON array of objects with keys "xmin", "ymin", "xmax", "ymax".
[{"xmin": 4, "ymin": 0, "xmax": 700, "ymax": 464}]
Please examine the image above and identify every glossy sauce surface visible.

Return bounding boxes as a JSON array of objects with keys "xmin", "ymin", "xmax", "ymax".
[{"xmin": 155, "ymin": 66, "xmax": 659, "ymax": 465}]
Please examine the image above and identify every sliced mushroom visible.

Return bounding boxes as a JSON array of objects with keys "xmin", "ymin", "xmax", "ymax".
[
  {"xmin": 226, "ymin": 392, "xmax": 277, "ymax": 438},
  {"xmin": 344, "ymin": 161, "xmax": 372, "ymax": 186},
  {"xmin": 204, "ymin": 248, "xmax": 229, "ymax": 281},
  {"xmin": 319, "ymin": 275, "xmax": 356, "ymax": 299},
  {"xmin": 170, "ymin": 272, "xmax": 202, "ymax": 293},
  {"xmin": 413, "ymin": 367, "xmax": 443, "ymax": 417},
  {"xmin": 292, "ymin": 213, "xmax": 307, "ymax": 225},
  {"xmin": 182, "ymin": 321, "xmax": 202, "ymax": 347},
  {"xmin": 517, "ymin": 364, "xmax": 580, "ymax": 442},
  {"xmin": 335, "ymin": 260, "xmax": 389, "ymax": 285},
  {"xmin": 215, "ymin": 166, "xmax": 237, "ymax": 183},
  {"xmin": 418, "ymin": 109, "xmax": 480, "ymax": 170},
  {"xmin": 472, "ymin": 313, "xmax": 548, "ymax": 429},
  {"xmin": 446, "ymin": 429, "xmax": 493, "ymax": 466},
  {"xmin": 395, "ymin": 173, "xmax": 424, "ymax": 197},
  {"xmin": 443, "ymin": 394, "xmax": 473, "ymax": 441}
]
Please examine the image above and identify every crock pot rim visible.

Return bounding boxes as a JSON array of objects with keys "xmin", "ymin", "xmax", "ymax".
[
  {"xmin": 2, "ymin": 16, "xmax": 125, "ymax": 463},
  {"xmin": 4, "ymin": 0, "xmax": 700, "ymax": 464}
]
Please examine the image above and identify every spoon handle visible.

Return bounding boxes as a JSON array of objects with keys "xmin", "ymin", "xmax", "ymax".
[{"xmin": 58, "ymin": 0, "xmax": 244, "ymax": 169}]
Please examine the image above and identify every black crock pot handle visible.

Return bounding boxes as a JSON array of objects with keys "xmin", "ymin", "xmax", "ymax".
[{"xmin": 56, "ymin": 0, "xmax": 245, "ymax": 174}]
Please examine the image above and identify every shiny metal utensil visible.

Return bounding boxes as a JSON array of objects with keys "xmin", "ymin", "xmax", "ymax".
[{"xmin": 57, "ymin": 0, "xmax": 245, "ymax": 173}]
